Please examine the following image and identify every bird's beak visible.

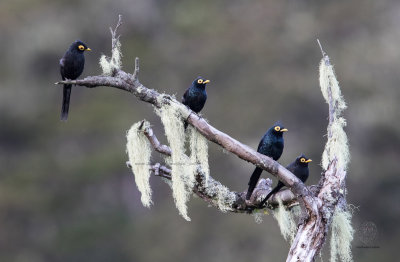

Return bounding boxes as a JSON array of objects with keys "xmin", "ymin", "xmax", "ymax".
[
  {"xmin": 305, "ymin": 159, "xmax": 312, "ymax": 163},
  {"xmin": 280, "ymin": 128, "xmax": 288, "ymax": 132},
  {"xmin": 203, "ymin": 80, "xmax": 210, "ymax": 84},
  {"xmin": 85, "ymin": 48, "xmax": 92, "ymax": 51}
]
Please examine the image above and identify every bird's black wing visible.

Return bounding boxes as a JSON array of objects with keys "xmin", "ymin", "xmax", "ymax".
[
  {"xmin": 246, "ymin": 136, "xmax": 271, "ymax": 200},
  {"xmin": 59, "ymin": 57, "xmax": 66, "ymax": 79},
  {"xmin": 182, "ymin": 88, "xmax": 189, "ymax": 105},
  {"xmin": 181, "ymin": 88, "xmax": 191, "ymax": 129},
  {"xmin": 256, "ymin": 136, "xmax": 265, "ymax": 151},
  {"xmin": 59, "ymin": 57, "xmax": 65, "ymax": 67},
  {"xmin": 286, "ymin": 161, "xmax": 297, "ymax": 174}
]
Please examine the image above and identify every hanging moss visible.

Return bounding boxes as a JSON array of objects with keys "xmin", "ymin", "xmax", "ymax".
[
  {"xmin": 330, "ymin": 209, "xmax": 354, "ymax": 262},
  {"xmin": 99, "ymin": 36, "xmax": 122, "ymax": 75},
  {"xmin": 155, "ymin": 100, "xmax": 195, "ymax": 221},
  {"xmin": 319, "ymin": 58, "xmax": 350, "ymax": 171},
  {"xmin": 272, "ymin": 200, "xmax": 298, "ymax": 243},
  {"xmin": 320, "ymin": 57, "xmax": 354, "ymax": 261},
  {"xmin": 322, "ymin": 117, "xmax": 350, "ymax": 171},
  {"xmin": 126, "ymin": 121, "xmax": 152, "ymax": 207},
  {"xmin": 188, "ymin": 126, "xmax": 210, "ymax": 185}
]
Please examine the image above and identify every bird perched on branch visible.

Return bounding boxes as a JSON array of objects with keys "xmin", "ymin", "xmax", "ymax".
[
  {"xmin": 182, "ymin": 76, "xmax": 210, "ymax": 129},
  {"xmin": 246, "ymin": 123, "xmax": 288, "ymax": 200},
  {"xmin": 59, "ymin": 40, "xmax": 91, "ymax": 121},
  {"xmin": 259, "ymin": 154, "xmax": 312, "ymax": 207}
]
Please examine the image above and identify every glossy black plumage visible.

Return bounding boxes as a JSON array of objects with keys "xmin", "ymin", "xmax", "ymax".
[
  {"xmin": 59, "ymin": 40, "xmax": 90, "ymax": 121},
  {"xmin": 182, "ymin": 76, "xmax": 210, "ymax": 128},
  {"xmin": 246, "ymin": 124, "xmax": 287, "ymax": 200},
  {"xmin": 259, "ymin": 154, "xmax": 311, "ymax": 206}
]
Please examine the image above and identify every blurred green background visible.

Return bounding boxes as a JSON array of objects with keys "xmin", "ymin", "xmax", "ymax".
[{"xmin": 0, "ymin": 0, "xmax": 398, "ymax": 261}]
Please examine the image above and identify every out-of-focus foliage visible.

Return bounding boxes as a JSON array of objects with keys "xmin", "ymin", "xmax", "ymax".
[{"xmin": 0, "ymin": 0, "xmax": 399, "ymax": 261}]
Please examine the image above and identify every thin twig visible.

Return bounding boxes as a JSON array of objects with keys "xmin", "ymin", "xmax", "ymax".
[
  {"xmin": 110, "ymin": 14, "xmax": 122, "ymax": 50},
  {"xmin": 150, "ymin": 163, "xmax": 171, "ymax": 179},
  {"xmin": 317, "ymin": 39, "xmax": 326, "ymax": 57},
  {"xmin": 140, "ymin": 122, "xmax": 172, "ymax": 156},
  {"xmin": 133, "ymin": 57, "xmax": 140, "ymax": 80}
]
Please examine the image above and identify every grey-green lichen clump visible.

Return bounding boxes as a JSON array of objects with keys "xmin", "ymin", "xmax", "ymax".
[
  {"xmin": 272, "ymin": 200, "xmax": 300, "ymax": 243},
  {"xmin": 188, "ymin": 125, "xmax": 210, "ymax": 185},
  {"xmin": 330, "ymin": 209, "xmax": 354, "ymax": 262},
  {"xmin": 199, "ymin": 174, "xmax": 236, "ymax": 212},
  {"xmin": 99, "ymin": 35, "xmax": 122, "ymax": 75},
  {"xmin": 319, "ymin": 54, "xmax": 354, "ymax": 261},
  {"xmin": 319, "ymin": 57, "xmax": 350, "ymax": 171},
  {"xmin": 126, "ymin": 121, "xmax": 152, "ymax": 207},
  {"xmin": 155, "ymin": 98, "xmax": 195, "ymax": 221}
]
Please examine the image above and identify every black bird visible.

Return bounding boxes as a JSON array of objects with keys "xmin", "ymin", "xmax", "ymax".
[
  {"xmin": 246, "ymin": 123, "xmax": 288, "ymax": 200},
  {"xmin": 182, "ymin": 76, "xmax": 210, "ymax": 128},
  {"xmin": 259, "ymin": 154, "xmax": 312, "ymax": 207},
  {"xmin": 59, "ymin": 40, "xmax": 91, "ymax": 121}
]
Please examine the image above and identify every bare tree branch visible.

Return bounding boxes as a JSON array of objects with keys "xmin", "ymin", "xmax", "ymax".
[
  {"xmin": 150, "ymin": 163, "xmax": 171, "ymax": 179},
  {"xmin": 110, "ymin": 14, "xmax": 122, "ymax": 50},
  {"xmin": 317, "ymin": 38, "xmax": 327, "ymax": 57},
  {"xmin": 141, "ymin": 121, "xmax": 172, "ymax": 156}
]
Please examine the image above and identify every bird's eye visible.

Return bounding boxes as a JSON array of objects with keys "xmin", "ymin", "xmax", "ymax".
[
  {"xmin": 197, "ymin": 79, "xmax": 203, "ymax": 84},
  {"xmin": 78, "ymin": 45, "xmax": 85, "ymax": 51},
  {"xmin": 300, "ymin": 158, "xmax": 306, "ymax": 163},
  {"xmin": 274, "ymin": 126, "xmax": 281, "ymax": 132}
]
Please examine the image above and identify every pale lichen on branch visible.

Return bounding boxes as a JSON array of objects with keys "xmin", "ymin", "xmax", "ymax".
[
  {"xmin": 100, "ymin": 15, "xmax": 123, "ymax": 75},
  {"xmin": 126, "ymin": 120, "xmax": 152, "ymax": 207}
]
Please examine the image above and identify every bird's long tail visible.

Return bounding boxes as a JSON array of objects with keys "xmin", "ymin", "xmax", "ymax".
[
  {"xmin": 61, "ymin": 84, "xmax": 72, "ymax": 121},
  {"xmin": 259, "ymin": 182, "xmax": 284, "ymax": 207},
  {"xmin": 246, "ymin": 167, "xmax": 263, "ymax": 200}
]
